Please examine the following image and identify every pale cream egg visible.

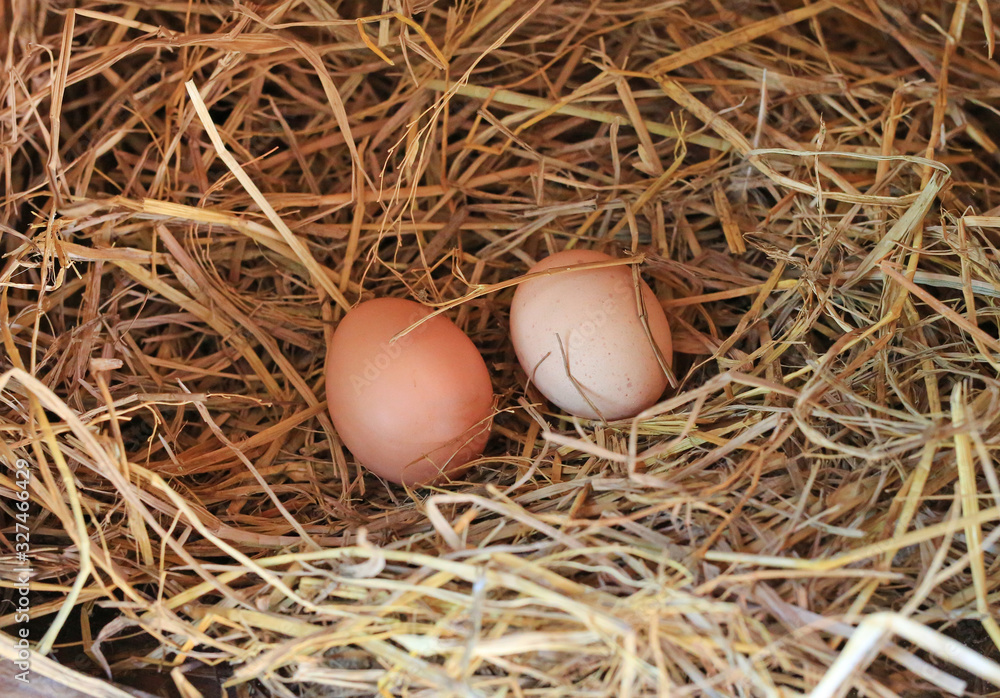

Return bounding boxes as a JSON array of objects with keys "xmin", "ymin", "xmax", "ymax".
[{"xmin": 510, "ymin": 250, "xmax": 673, "ymax": 421}]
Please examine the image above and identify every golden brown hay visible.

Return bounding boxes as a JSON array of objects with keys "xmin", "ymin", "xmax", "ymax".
[{"xmin": 3, "ymin": 0, "xmax": 1000, "ymax": 696}]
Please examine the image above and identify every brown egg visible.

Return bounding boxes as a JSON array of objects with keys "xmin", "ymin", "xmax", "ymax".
[
  {"xmin": 510, "ymin": 250, "xmax": 673, "ymax": 421},
  {"xmin": 325, "ymin": 298, "xmax": 493, "ymax": 486}
]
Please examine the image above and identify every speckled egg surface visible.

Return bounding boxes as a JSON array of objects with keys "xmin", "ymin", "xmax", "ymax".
[
  {"xmin": 510, "ymin": 250, "xmax": 672, "ymax": 421},
  {"xmin": 325, "ymin": 298, "xmax": 493, "ymax": 486}
]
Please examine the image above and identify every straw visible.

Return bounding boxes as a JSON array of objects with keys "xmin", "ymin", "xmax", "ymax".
[{"xmin": 3, "ymin": 0, "xmax": 1000, "ymax": 695}]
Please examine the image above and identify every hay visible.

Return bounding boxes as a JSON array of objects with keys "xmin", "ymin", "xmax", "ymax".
[{"xmin": 2, "ymin": 0, "xmax": 1000, "ymax": 695}]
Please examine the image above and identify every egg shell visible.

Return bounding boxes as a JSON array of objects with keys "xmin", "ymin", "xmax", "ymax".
[
  {"xmin": 325, "ymin": 298, "xmax": 493, "ymax": 486},
  {"xmin": 510, "ymin": 250, "xmax": 673, "ymax": 421}
]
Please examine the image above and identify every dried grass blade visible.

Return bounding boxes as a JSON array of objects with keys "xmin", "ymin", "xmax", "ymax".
[
  {"xmin": 426, "ymin": 79, "xmax": 729, "ymax": 151},
  {"xmin": 976, "ymin": 0, "xmax": 996, "ymax": 57},
  {"xmin": 73, "ymin": 8, "xmax": 164, "ymax": 35},
  {"xmin": 463, "ymin": 0, "xmax": 520, "ymax": 43},
  {"xmin": 950, "ymin": 383, "xmax": 1000, "ymax": 649},
  {"xmin": 357, "ymin": 19, "xmax": 393, "ymax": 65},
  {"xmin": 615, "ymin": 77, "xmax": 663, "ymax": 174},
  {"xmin": 111, "ymin": 260, "xmax": 285, "ymax": 396},
  {"xmin": 0, "ymin": 633, "xmax": 134, "ymax": 697},
  {"xmin": 47, "ymin": 12, "xmax": 75, "ymax": 175},
  {"xmin": 184, "ymin": 80, "xmax": 351, "ymax": 311},
  {"xmin": 31, "ymin": 403, "xmax": 94, "ymax": 656},
  {"xmin": 845, "ymin": 170, "xmax": 945, "ymax": 287},
  {"xmin": 879, "ymin": 262, "xmax": 1000, "ymax": 357},
  {"xmin": 810, "ymin": 613, "xmax": 1000, "ymax": 698},
  {"xmin": 706, "ymin": 506, "xmax": 1000, "ymax": 571},
  {"xmin": 649, "ymin": 0, "xmax": 834, "ymax": 74}
]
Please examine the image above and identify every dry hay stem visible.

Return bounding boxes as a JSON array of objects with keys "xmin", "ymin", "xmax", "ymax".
[{"xmin": 4, "ymin": 0, "xmax": 1000, "ymax": 696}]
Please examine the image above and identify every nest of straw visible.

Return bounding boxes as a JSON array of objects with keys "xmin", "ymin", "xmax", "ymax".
[{"xmin": 3, "ymin": 0, "xmax": 1000, "ymax": 696}]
